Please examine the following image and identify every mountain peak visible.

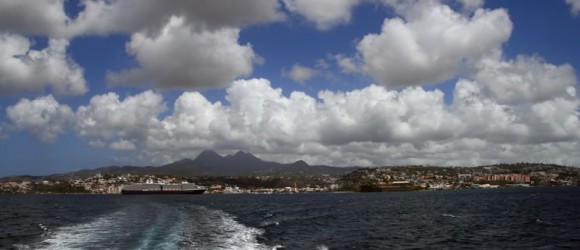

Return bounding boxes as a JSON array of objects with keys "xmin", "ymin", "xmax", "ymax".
[
  {"xmin": 233, "ymin": 150, "xmax": 258, "ymax": 159},
  {"xmin": 197, "ymin": 149, "xmax": 221, "ymax": 158},
  {"xmin": 234, "ymin": 150, "xmax": 248, "ymax": 156},
  {"xmin": 293, "ymin": 160, "xmax": 309, "ymax": 167},
  {"xmin": 194, "ymin": 150, "xmax": 224, "ymax": 164}
]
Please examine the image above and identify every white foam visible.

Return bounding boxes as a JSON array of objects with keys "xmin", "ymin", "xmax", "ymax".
[
  {"xmin": 259, "ymin": 221, "xmax": 279, "ymax": 228},
  {"xmin": 135, "ymin": 207, "xmax": 183, "ymax": 250},
  {"xmin": 31, "ymin": 204, "xmax": 275, "ymax": 250},
  {"xmin": 316, "ymin": 244, "xmax": 330, "ymax": 250},
  {"xmin": 180, "ymin": 205, "xmax": 273, "ymax": 250},
  {"xmin": 34, "ymin": 209, "xmax": 129, "ymax": 249},
  {"xmin": 13, "ymin": 243, "xmax": 33, "ymax": 250}
]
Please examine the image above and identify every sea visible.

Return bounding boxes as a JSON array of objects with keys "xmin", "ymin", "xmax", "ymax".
[{"xmin": 1, "ymin": 187, "xmax": 579, "ymax": 250}]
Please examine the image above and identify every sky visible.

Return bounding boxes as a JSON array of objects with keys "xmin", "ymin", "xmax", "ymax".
[{"xmin": 1, "ymin": 0, "xmax": 580, "ymax": 177}]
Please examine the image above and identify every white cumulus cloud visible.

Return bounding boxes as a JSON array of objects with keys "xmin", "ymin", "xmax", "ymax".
[
  {"xmin": 566, "ymin": 0, "xmax": 580, "ymax": 15},
  {"xmin": 283, "ymin": 64, "xmax": 319, "ymax": 84},
  {"xmin": 456, "ymin": 0, "xmax": 485, "ymax": 12},
  {"xmin": 0, "ymin": 0, "xmax": 69, "ymax": 37},
  {"xmin": 6, "ymin": 95, "xmax": 74, "ymax": 143},
  {"xmin": 75, "ymin": 90, "xmax": 165, "ymax": 144},
  {"xmin": 107, "ymin": 16, "xmax": 255, "ymax": 89},
  {"xmin": 0, "ymin": 33, "xmax": 88, "ymax": 96},
  {"xmin": 473, "ymin": 51, "xmax": 577, "ymax": 104},
  {"xmin": 453, "ymin": 79, "xmax": 531, "ymax": 144},
  {"xmin": 357, "ymin": 0, "xmax": 512, "ymax": 87},
  {"xmin": 110, "ymin": 140, "xmax": 137, "ymax": 151},
  {"xmin": 453, "ymin": 79, "xmax": 580, "ymax": 144},
  {"xmin": 283, "ymin": 0, "xmax": 361, "ymax": 30},
  {"xmin": 528, "ymin": 97, "xmax": 580, "ymax": 142},
  {"xmin": 333, "ymin": 54, "xmax": 360, "ymax": 73},
  {"xmin": 316, "ymin": 84, "xmax": 460, "ymax": 145}
]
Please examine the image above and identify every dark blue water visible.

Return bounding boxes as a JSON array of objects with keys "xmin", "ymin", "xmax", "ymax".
[{"xmin": 1, "ymin": 188, "xmax": 579, "ymax": 249}]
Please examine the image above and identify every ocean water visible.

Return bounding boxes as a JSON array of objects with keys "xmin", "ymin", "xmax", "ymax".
[{"xmin": 1, "ymin": 188, "xmax": 579, "ymax": 249}]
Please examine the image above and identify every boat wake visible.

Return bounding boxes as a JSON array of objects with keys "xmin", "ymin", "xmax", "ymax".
[
  {"xmin": 179, "ymin": 204, "xmax": 271, "ymax": 250},
  {"xmin": 20, "ymin": 202, "xmax": 273, "ymax": 250}
]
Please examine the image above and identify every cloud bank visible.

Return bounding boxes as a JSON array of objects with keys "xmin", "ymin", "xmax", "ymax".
[{"xmin": 6, "ymin": 77, "xmax": 579, "ymax": 166}]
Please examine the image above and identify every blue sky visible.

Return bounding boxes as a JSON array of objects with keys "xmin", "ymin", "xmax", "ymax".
[{"xmin": 1, "ymin": 0, "xmax": 580, "ymax": 177}]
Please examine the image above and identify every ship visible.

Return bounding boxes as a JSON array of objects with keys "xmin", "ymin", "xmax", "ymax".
[{"xmin": 121, "ymin": 182, "xmax": 206, "ymax": 195}]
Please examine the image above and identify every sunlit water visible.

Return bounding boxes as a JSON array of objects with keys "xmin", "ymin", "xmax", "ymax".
[{"xmin": 2, "ymin": 187, "xmax": 579, "ymax": 249}]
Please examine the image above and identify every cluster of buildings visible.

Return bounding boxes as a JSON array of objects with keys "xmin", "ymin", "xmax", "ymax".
[
  {"xmin": 472, "ymin": 173, "xmax": 531, "ymax": 183},
  {"xmin": 0, "ymin": 181, "xmax": 29, "ymax": 193},
  {"xmin": 205, "ymin": 183, "xmax": 338, "ymax": 194},
  {"xmin": 0, "ymin": 174, "xmax": 179, "ymax": 194},
  {"xmin": 340, "ymin": 163, "xmax": 580, "ymax": 191}
]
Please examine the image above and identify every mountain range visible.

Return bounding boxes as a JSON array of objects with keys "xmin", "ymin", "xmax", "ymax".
[{"xmin": 1, "ymin": 150, "xmax": 357, "ymax": 181}]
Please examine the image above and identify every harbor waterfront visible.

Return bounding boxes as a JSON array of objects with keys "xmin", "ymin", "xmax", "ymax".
[
  {"xmin": 1, "ymin": 163, "xmax": 578, "ymax": 195},
  {"xmin": 1, "ymin": 187, "xmax": 579, "ymax": 249}
]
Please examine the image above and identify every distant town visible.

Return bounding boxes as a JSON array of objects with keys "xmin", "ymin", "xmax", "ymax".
[{"xmin": 1, "ymin": 162, "xmax": 578, "ymax": 194}]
